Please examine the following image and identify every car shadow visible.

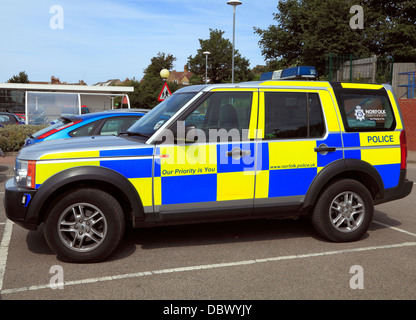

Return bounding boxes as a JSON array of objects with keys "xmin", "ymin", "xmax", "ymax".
[
  {"xmin": 24, "ymin": 211, "xmax": 401, "ymax": 263},
  {"xmin": 110, "ymin": 217, "xmax": 320, "ymax": 261}
]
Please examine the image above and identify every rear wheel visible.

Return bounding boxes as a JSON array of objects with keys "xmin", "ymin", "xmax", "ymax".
[
  {"xmin": 312, "ymin": 179, "xmax": 373, "ymax": 242},
  {"xmin": 44, "ymin": 188, "xmax": 125, "ymax": 263}
]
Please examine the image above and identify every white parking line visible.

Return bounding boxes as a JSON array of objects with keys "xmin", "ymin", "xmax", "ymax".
[
  {"xmin": 373, "ymin": 220, "xmax": 416, "ymax": 238},
  {"xmin": 2, "ymin": 241, "xmax": 416, "ymax": 295},
  {"xmin": 0, "ymin": 219, "xmax": 13, "ymax": 292}
]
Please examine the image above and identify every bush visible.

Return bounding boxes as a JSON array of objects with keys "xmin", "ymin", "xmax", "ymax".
[{"xmin": 0, "ymin": 124, "xmax": 48, "ymax": 152}]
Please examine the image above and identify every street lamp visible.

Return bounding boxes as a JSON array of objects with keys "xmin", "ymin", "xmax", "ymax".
[
  {"xmin": 227, "ymin": 0, "xmax": 242, "ymax": 84},
  {"xmin": 160, "ymin": 68, "xmax": 170, "ymax": 82},
  {"xmin": 203, "ymin": 51, "xmax": 211, "ymax": 84}
]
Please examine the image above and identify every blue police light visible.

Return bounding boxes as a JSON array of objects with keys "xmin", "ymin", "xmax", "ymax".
[{"xmin": 260, "ymin": 66, "xmax": 318, "ymax": 81}]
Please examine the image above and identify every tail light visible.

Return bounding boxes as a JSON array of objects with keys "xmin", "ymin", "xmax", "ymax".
[{"xmin": 400, "ymin": 130, "xmax": 407, "ymax": 170}]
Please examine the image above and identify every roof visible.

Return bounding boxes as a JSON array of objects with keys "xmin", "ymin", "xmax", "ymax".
[{"xmin": 0, "ymin": 82, "xmax": 134, "ymax": 93}]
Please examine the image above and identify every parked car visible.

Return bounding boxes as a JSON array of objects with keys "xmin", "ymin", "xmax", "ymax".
[
  {"xmin": 24, "ymin": 109, "xmax": 147, "ymax": 146},
  {"xmin": 0, "ymin": 112, "xmax": 24, "ymax": 125},
  {"xmin": 5, "ymin": 70, "xmax": 413, "ymax": 263}
]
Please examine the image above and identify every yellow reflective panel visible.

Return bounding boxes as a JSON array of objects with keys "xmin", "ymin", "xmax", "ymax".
[
  {"xmin": 386, "ymin": 90, "xmax": 403, "ymax": 130},
  {"xmin": 359, "ymin": 131, "xmax": 401, "ymax": 147},
  {"xmin": 254, "ymin": 170, "xmax": 269, "ymax": 199},
  {"xmin": 36, "ymin": 161, "xmax": 100, "ymax": 185},
  {"xmin": 268, "ymin": 140, "xmax": 317, "ymax": 170},
  {"xmin": 319, "ymin": 90, "xmax": 342, "ymax": 132},
  {"xmin": 341, "ymin": 83, "xmax": 383, "ymax": 90},
  {"xmin": 129, "ymin": 177, "xmax": 153, "ymax": 207},
  {"xmin": 40, "ymin": 150, "xmax": 100, "ymax": 160},
  {"xmin": 259, "ymin": 81, "xmax": 330, "ymax": 88},
  {"xmin": 248, "ymin": 91, "xmax": 259, "ymax": 140},
  {"xmin": 217, "ymin": 171, "xmax": 255, "ymax": 201},
  {"xmin": 361, "ymin": 147, "xmax": 401, "ymax": 165},
  {"xmin": 159, "ymin": 145, "xmax": 217, "ymax": 176}
]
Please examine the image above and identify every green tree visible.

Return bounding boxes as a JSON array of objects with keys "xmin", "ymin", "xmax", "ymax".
[
  {"xmin": 8, "ymin": 71, "xmax": 29, "ymax": 83},
  {"xmin": 255, "ymin": 0, "xmax": 416, "ymax": 76},
  {"xmin": 362, "ymin": 0, "xmax": 416, "ymax": 62},
  {"xmin": 136, "ymin": 52, "xmax": 182, "ymax": 108},
  {"xmin": 188, "ymin": 29, "xmax": 253, "ymax": 83}
]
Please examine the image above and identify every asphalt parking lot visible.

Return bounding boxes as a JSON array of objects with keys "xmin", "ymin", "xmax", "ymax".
[{"xmin": 1, "ymin": 154, "xmax": 415, "ymax": 304}]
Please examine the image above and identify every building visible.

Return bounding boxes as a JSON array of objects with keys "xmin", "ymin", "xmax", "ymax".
[
  {"xmin": 0, "ymin": 81, "xmax": 133, "ymax": 124},
  {"xmin": 166, "ymin": 65, "xmax": 193, "ymax": 85}
]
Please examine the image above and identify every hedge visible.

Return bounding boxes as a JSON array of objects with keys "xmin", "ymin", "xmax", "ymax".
[{"xmin": 0, "ymin": 124, "xmax": 48, "ymax": 152}]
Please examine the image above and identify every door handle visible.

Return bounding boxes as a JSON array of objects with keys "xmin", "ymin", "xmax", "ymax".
[
  {"xmin": 314, "ymin": 144, "xmax": 336, "ymax": 154},
  {"xmin": 226, "ymin": 147, "xmax": 251, "ymax": 159}
]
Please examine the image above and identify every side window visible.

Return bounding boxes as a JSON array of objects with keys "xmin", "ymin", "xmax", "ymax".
[
  {"xmin": 335, "ymin": 89, "xmax": 396, "ymax": 132},
  {"xmin": 99, "ymin": 117, "xmax": 140, "ymax": 136},
  {"xmin": 183, "ymin": 92, "xmax": 252, "ymax": 141},
  {"xmin": 264, "ymin": 92, "xmax": 325, "ymax": 139},
  {"xmin": 69, "ymin": 120, "xmax": 99, "ymax": 137}
]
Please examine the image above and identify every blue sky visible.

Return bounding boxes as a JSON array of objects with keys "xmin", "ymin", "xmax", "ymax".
[{"xmin": 0, "ymin": 0, "xmax": 277, "ymax": 85}]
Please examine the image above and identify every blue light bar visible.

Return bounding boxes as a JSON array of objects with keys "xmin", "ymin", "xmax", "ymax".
[{"xmin": 260, "ymin": 66, "xmax": 318, "ymax": 81}]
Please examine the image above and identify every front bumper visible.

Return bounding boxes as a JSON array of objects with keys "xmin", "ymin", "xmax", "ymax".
[{"xmin": 4, "ymin": 178, "xmax": 38, "ymax": 230}]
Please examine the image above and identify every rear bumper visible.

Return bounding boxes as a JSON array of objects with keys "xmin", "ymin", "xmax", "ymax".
[
  {"xmin": 4, "ymin": 178, "xmax": 38, "ymax": 230},
  {"xmin": 375, "ymin": 170, "xmax": 413, "ymax": 205}
]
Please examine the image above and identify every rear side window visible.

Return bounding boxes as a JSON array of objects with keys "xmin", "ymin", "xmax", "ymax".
[
  {"xmin": 335, "ymin": 89, "xmax": 396, "ymax": 132},
  {"xmin": 264, "ymin": 92, "xmax": 325, "ymax": 139},
  {"xmin": 70, "ymin": 120, "xmax": 99, "ymax": 137}
]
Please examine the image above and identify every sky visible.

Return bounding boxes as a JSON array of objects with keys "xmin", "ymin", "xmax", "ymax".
[{"xmin": 0, "ymin": 0, "xmax": 278, "ymax": 85}]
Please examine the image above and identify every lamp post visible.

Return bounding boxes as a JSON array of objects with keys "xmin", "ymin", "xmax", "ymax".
[
  {"xmin": 160, "ymin": 68, "xmax": 170, "ymax": 82},
  {"xmin": 227, "ymin": 0, "xmax": 242, "ymax": 84},
  {"xmin": 203, "ymin": 51, "xmax": 211, "ymax": 84}
]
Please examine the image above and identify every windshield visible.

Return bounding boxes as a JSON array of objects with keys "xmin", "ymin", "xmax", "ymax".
[{"xmin": 128, "ymin": 92, "xmax": 197, "ymax": 136}]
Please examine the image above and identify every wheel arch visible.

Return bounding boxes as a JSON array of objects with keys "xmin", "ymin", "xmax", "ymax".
[
  {"xmin": 26, "ymin": 166, "xmax": 145, "ymax": 227},
  {"xmin": 302, "ymin": 159, "xmax": 385, "ymax": 211}
]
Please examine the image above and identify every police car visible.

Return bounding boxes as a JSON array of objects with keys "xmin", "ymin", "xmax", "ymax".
[{"xmin": 4, "ymin": 67, "xmax": 413, "ymax": 262}]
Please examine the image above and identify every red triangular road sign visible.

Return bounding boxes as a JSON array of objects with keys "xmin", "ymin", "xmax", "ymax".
[{"xmin": 158, "ymin": 83, "xmax": 172, "ymax": 101}]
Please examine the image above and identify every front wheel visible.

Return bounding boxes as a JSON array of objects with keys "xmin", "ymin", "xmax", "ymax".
[
  {"xmin": 44, "ymin": 188, "xmax": 125, "ymax": 263},
  {"xmin": 312, "ymin": 179, "xmax": 374, "ymax": 242}
]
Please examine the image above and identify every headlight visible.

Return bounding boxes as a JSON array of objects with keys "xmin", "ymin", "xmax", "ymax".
[{"xmin": 14, "ymin": 159, "xmax": 36, "ymax": 189}]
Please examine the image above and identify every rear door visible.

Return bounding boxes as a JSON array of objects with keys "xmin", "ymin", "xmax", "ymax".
[{"xmin": 254, "ymin": 88, "xmax": 343, "ymax": 213}]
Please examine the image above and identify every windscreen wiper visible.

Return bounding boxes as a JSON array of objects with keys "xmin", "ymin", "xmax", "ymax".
[{"xmin": 118, "ymin": 130, "xmax": 150, "ymax": 138}]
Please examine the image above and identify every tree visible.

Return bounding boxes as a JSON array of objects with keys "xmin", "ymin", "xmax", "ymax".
[
  {"xmin": 254, "ymin": 0, "xmax": 416, "ymax": 76},
  {"xmin": 136, "ymin": 52, "xmax": 182, "ymax": 108},
  {"xmin": 8, "ymin": 71, "xmax": 29, "ymax": 83},
  {"xmin": 362, "ymin": 0, "xmax": 416, "ymax": 62},
  {"xmin": 188, "ymin": 29, "xmax": 253, "ymax": 83}
]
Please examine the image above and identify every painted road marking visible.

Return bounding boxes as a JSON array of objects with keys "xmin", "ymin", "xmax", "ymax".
[
  {"xmin": 373, "ymin": 220, "xmax": 416, "ymax": 238},
  {"xmin": 0, "ymin": 219, "xmax": 13, "ymax": 292},
  {"xmin": 2, "ymin": 241, "xmax": 416, "ymax": 295}
]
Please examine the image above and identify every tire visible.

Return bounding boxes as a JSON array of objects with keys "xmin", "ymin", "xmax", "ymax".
[
  {"xmin": 44, "ymin": 188, "xmax": 125, "ymax": 263},
  {"xmin": 312, "ymin": 179, "xmax": 373, "ymax": 242}
]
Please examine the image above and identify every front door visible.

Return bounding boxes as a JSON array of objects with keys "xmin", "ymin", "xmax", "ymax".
[{"xmin": 154, "ymin": 89, "xmax": 259, "ymax": 221}]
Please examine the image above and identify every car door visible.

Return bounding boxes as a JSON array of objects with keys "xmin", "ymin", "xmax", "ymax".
[
  {"xmin": 153, "ymin": 89, "xmax": 259, "ymax": 222},
  {"xmin": 254, "ymin": 88, "xmax": 343, "ymax": 213}
]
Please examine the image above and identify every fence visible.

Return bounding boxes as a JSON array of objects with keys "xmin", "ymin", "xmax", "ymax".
[{"xmin": 325, "ymin": 53, "xmax": 394, "ymax": 84}]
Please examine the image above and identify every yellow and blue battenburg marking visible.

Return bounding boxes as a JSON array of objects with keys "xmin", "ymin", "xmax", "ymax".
[
  {"xmin": 155, "ymin": 142, "xmax": 257, "ymax": 205},
  {"xmin": 342, "ymin": 131, "xmax": 401, "ymax": 189},
  {"xmin": 255, "ymin": 133, "xmax": 343, "ymax": 198}
]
